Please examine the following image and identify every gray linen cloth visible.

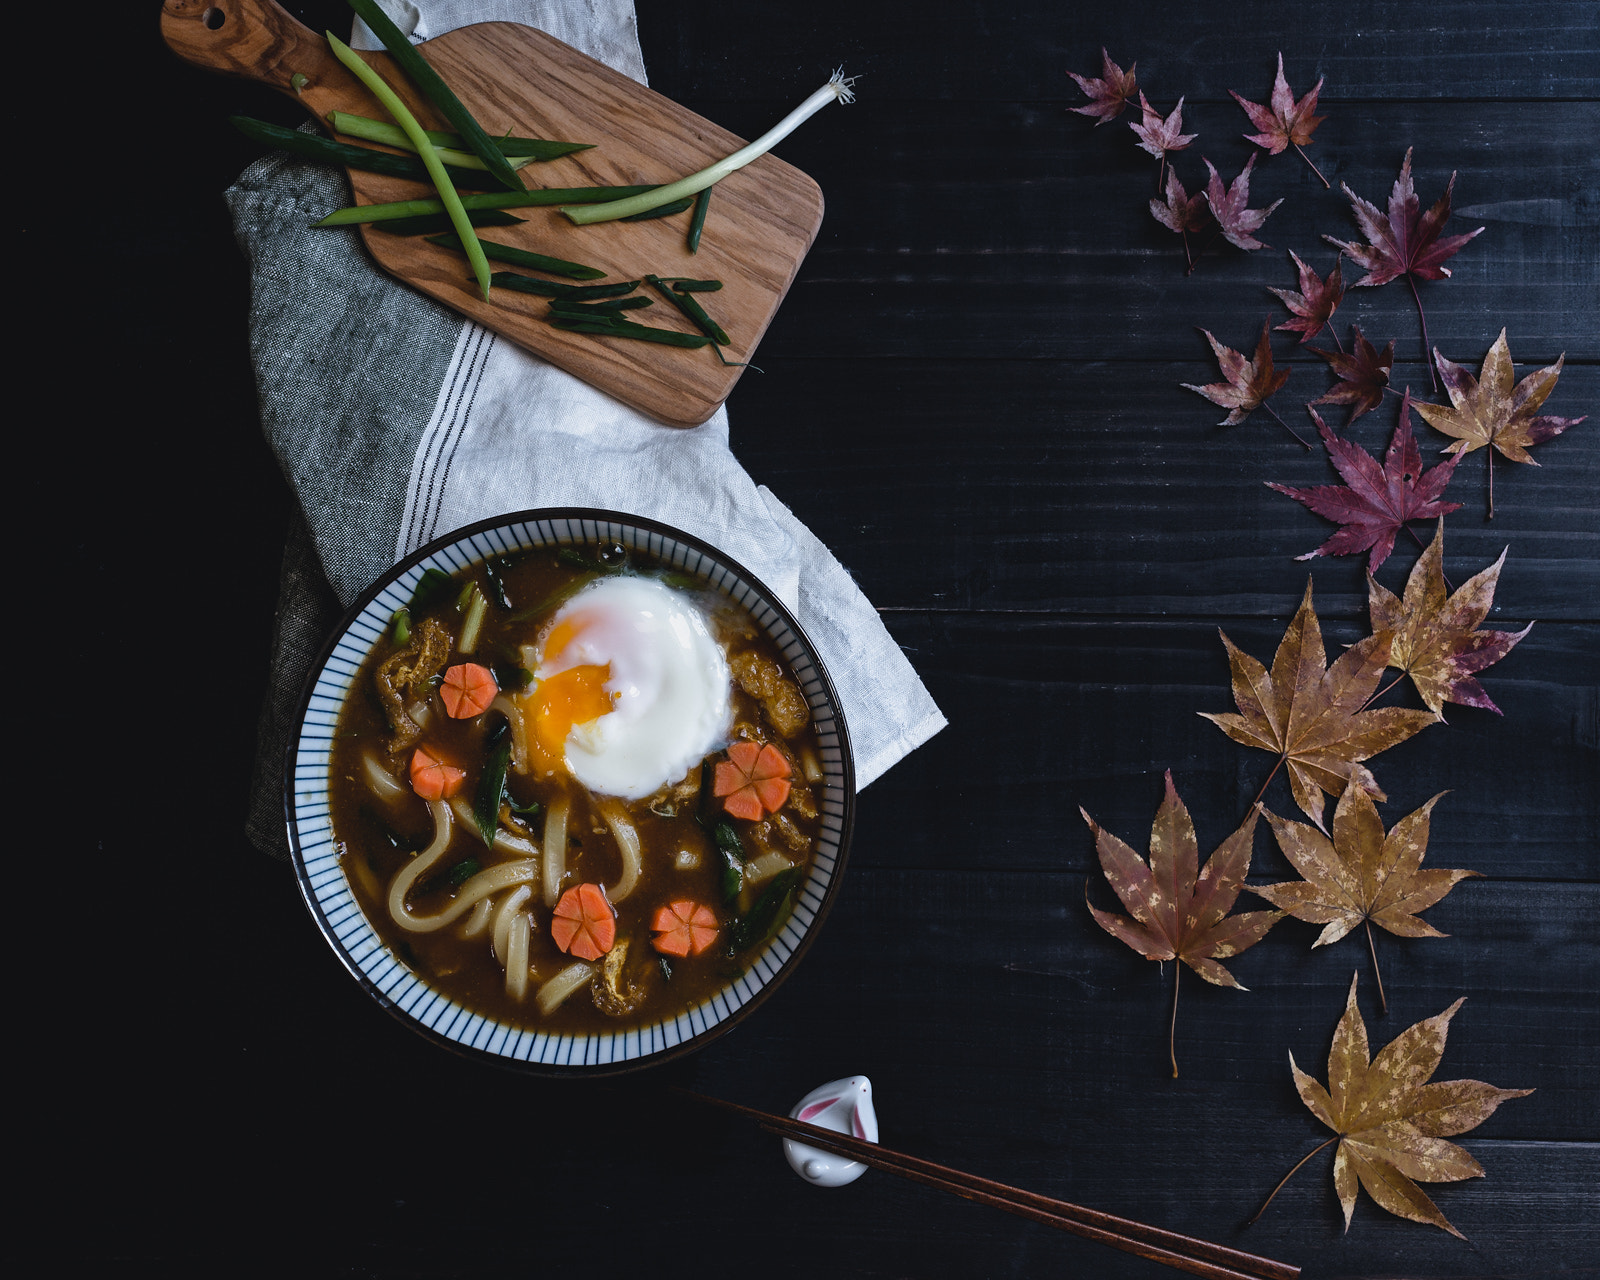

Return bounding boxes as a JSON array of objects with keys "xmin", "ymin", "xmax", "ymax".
[{"xmin": 231, "ymin": 0, "xmax": 945, "ymax": 858}]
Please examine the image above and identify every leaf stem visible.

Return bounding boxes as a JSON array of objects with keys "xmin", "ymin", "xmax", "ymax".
[
  {"xmin": 1245, "ymin": 1136, "xmax": 1339, "ymax": 1226},
  {"xmin": 1293, "ymin": 143, "xmax": 1330, "ymax": 188},
  {"xmin": 1181, "ymin": 228, "xmax": 1194, "ymax": 273},
  {"xmin": 1487, "ymin": 450, "xmax": 1496, "ymax": 521},
  {"xmin": 1184, "ymin": 230, "xmax": 1223, "ymax": 276},
  {"xmin": 1251, "ymin": 756, "xmax": 1287, "ymax": 811},
  {"xmin": 1406, "ymin": 273, "xmax": 1437, "ymax": 392},
  {"xmin": 1402, "ymin": 523, "xmax": 1455, "ymax": 590},
  {"xmin": 1365, "ymin": 919, "xmax": 1388, "ymax": 1015},
  {"xmin": 1263, "ymin": 401, "xmax": 1312, "ymax": 449},
  {"xmin": 1357, "ymin": 672, "xmax": 1409, "ymax": 714},
  {"xmin": 1169, "ymin": 963, "xmax": 1181, "ymax": 1079}
]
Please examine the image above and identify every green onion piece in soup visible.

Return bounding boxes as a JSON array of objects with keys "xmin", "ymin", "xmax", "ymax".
[
  {"xmin": 408, "ymin": 567, "xmax": 455, "ymax": 614},
  {"xmin": 475, "ymin": 721, "xmax": 511, "ymax": 849},
  {"xmin": 727, "ymin": 867, "xmax": 800, "ymax": 954}
]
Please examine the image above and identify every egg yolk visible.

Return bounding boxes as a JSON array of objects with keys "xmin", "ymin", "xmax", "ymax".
[{"xmin": 530, "ymin": 663, "xmax": 615, "ymax": 771}]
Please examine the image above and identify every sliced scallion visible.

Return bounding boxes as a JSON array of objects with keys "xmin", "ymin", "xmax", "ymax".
[
  {"xmin": 646, "ymin": 275, "xmax": 730, "ymax": 345},
  {"xmin": 618, "ymin": 196, "xmax": 696, "ymax": 222},
  {"xmin": 314, "ymin": 185, "xmax": 658, "ymax": 227},
  {"xmin": 547, "ymin": 296, "xmax": 654, "ymax": 316},
  {"xmin": 549, "ymin": 317, "xmax": 713, "ymax": 349},
  {"xmin": 345, "ymin": 0, "xmax": 525, "ymax": 192},
  {"xmin": 666, "ymin": 279, "xmax": 723, "ymax": 292},
  {"xmin": 728, "ymin": 867, "xmax": 800, "ymax": 953},
  {"xmin": 230, "ymin": 115, "xmax": 507, "ymax": 190},
  {"xmin": 489, "ymin": 274, "xmax": 640, "ymax": 300},
  {"xmin": 327, "ymin": 111, "xmax": 591, "ymax": 165},
  {"xmin": 425, "ymin": 233, "xmax": 605, "ymax": 280},
  {"xmin": 561, "ymin": 70, "xmax": 856, "ymax": 225},
  {"xmin": 325, "ymin": 31, "xmax": 492, "ymax": 299},
  {"xmin": 458, "ymin": 583, "xmax": 487, "ymax": 652},
  {"xmin": 474, "ymin": 722, "xmax": 511, "ymax": 850},
  {"xmin": 687, "ymin": 187, "xmax": 711, "ymax": 253},
  {"xmin": 408, "ymin": 567, "xmax": 455, "ymax": 613},
  {"xmin": 374, "ymin": 209, "xmax": 523, "ymax": 237}
]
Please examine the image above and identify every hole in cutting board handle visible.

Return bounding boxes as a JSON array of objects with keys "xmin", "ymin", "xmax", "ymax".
[{"xmin": 203, "ymin": 7, "xmax": 226, "ymax": 30}]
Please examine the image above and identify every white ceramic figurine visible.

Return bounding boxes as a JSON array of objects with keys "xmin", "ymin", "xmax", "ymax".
[{"xmin": 783, "ymin": 1076, "xmax": 878, "ymax": 1186}]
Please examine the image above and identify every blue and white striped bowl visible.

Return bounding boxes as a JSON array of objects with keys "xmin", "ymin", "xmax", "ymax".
[{"xmin": 286, "ymin": 509, "xmax": 855, "ymax": 1074}]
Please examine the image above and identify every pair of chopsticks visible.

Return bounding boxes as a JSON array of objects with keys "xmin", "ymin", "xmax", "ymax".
[{"xmin": 675, "ymin": 1088, "xmax": 1298, "ymax": 1280}]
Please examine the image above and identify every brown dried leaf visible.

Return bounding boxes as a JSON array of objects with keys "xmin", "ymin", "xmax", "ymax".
[
  {"xmin": 1200, "ymin": 579, "xmax": 1438, "ymax": 828},
  {"xmin": 1130, "ymin": 92, "xmax": 1197, "ymax": 160},
  {"xmin": 1270, "ymin": 251, "xmax": 1344, "ymax": 344},
  {"xmin": 1182, "ymin": 322, "xmax": 1289, "ymax": 426},
  {"xmin": 1230, "ymin": 52, "xmax": 1326, "ymax": 154},
  {"xmin": 1254, "ymin": 766, "xmax": 1477, "ymax": 950},
  {"xmin": 1310, "ymin": 326, "xmax": 1395, "ymax": 423},
  {"xmin": 1285, "ymin": 974, "xmax": 1532, "ymax": 1237},
  {"xmin": 1150, "ymin": 168, "xmax": 1209, "ymax": 235},
  {"xmin": 1368, "ymin": 520, "xmax": 1532, "ymax": 716},
  {"xmin": 1413, "ymin": 328, "xmax": 1587, "ymax": 465},
  {"xmin": 1069, "ymin": 48, "xmax": 1138, "ymax": 125},
  {"xmin": 1268, "ymin": 393, "xmax": 1462, "ymax": 572},
  {"xmin": 1083, "ymin": 772, "xmax": 1280, "ymax": 1075},
  {"xmin": 1203, "ymin": 154, "xmax": 1283, "ymax": 251}
]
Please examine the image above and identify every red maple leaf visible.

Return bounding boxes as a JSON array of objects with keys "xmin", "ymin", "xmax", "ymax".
[
  {"xmin": 1230, "ymin": 52, "xmax": 1329, "ymax": 186},
  {"xmin": 1269, "ymin": 251, "xmax": 1344, "ymax": 344},
  {"xmin": 1323, "ymin": 149, "xmax": 1484, "ymax": 384},
  {"xmin": 1203, "ymin": 154, "xmax": 1282, "ymax": 252},
  {"xmin": 1150, "ymin": 168, "xmax": 1210, "ymax": 271},
  {"xmin": 1267, "ymin": 392, "xmax": 1462, "ymax": 572},
  {"xmin": 1130, "ymin": 93, "xmax": 1197, "ymax": 161},
  {"xmin": 1069, "ymin": 48, "xmax": 1137, "ymax": 125},
  {"xmin": 1310, "ymin": 326, "xmax": 1395, "ymax": 424}
]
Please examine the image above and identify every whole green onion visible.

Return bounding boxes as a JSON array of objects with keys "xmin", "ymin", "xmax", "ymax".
[
  {"xmin": 561, "ymin": 70, "xmax": 855, "ymax": 225},
  {"xmin": 325, "ymin": 31, "xmax": 492, "ymax": 299}
]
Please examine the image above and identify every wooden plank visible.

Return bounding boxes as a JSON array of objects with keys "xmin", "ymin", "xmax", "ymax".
[
  {"xmin": 729, "ymin": 360, "xmax": 1599, "ymax": 618},
  {"xmin": 640, "ymin": 0, "xmax": 1600, "ymax": 101},
  {"xmin": 859, "ymin": 613, "xmax": 1598, "ymax": 881},
  {"xmin": 162, "ymin": 0, "xmax": 826, "ymax": 426},
  {"xmin": 752, "ymin": 100, "xmax": 1600, "ymax": 362}
]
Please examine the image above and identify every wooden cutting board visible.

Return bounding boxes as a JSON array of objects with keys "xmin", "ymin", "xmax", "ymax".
[{"xmin": 161, "ymin": 0, "xmax": 826, "ymax": 427}]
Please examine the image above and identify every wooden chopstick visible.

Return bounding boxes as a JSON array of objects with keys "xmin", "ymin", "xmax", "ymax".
[{"xmin": 675, "ymin": 1089, "xmax": 1298, "ymax": 1280}]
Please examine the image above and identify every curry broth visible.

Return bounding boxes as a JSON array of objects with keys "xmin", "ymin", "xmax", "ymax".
[{"xmin": 328, "ymin": 548, "xmax": 821, "ymax": 1034}]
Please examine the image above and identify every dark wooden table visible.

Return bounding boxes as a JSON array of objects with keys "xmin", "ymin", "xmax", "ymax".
[{"xmin": 66, "ymin": 1, "xmax": 1595, "ymax": 1275}]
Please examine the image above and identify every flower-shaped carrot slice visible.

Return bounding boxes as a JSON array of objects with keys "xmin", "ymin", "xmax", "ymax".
[
  {"xmin": 440, "ymin": 662, "xmax": 498, "ymax": 718},
  {"xmin": 409, "ymin": 746, "xmax": 465, "ymax": 800},
  {"xmin": 650, "ymin": 900, "xmax": 719, "ymax": 957},
  {"xmin": 551, "ymin": 882, "xmax": 616, "ymax": 961},
  {"xmin": 713, "ymin": 742, "xmax": 792, "ymax": 820}
]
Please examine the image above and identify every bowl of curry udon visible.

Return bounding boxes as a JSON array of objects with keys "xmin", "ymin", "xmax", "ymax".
[{"xmin": 287, "ymin": 510, "xmax": 854, "ymax": 1074}]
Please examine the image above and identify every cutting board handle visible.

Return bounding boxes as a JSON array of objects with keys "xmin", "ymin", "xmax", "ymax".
[{"xmin": 161, "ymin": 0, "xmax": 348, "ymax": 105}]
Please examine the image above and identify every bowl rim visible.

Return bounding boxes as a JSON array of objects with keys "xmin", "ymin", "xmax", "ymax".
[{"xmin": 283, "ymin": 507, "xmax": 856, "ymax": 1077}]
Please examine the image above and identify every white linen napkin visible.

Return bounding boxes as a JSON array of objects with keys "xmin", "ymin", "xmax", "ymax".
[{"xmin": 234, "ymin": 0, "xmax": 945, "ymax": 856}]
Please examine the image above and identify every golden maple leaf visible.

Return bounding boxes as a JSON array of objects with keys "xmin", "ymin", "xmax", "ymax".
[
  {"xmin": 1200, "ymin": 579, "xmax": 1438, "ymax": 829},
  {"xmin": 1252, "ymin": 766, "xmax": 1478, "ymax": 1010},
  {"xmin": 1368, "ymin": 519, "xmax": 1532, "ymax": 717},
  {"xmin": 1082, "ymin": 771, "xmax": 1280, "ymax": 1076},
  {"xmin": 1415, "ymin": 329, "xmax": 1586, "ymax": 462},
  {"xmin": 1412, "ymin": 329, "xmax": 1587, "ymax": 516},
  {"xmin": 1264, "ymin": 974, "xmax": 1532, "ymax": 1238}
]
